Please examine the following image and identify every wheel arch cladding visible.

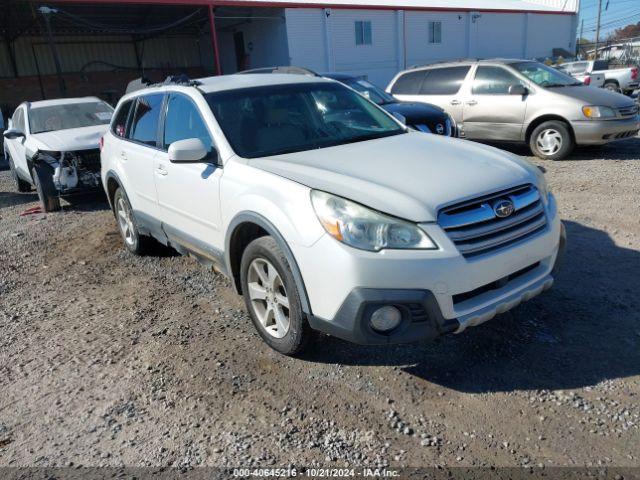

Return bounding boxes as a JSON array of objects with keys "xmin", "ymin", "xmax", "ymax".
[
  {"xmin": 526, "ymin": 115, "xmax": 575, "ymax": 143},
  {"xmin": 226, "ymin": 212, "xmax": 312, "ymax": 315},
  {"xmin": 104, "ymin": 171, "xmax": 122, "ymax": 211}
]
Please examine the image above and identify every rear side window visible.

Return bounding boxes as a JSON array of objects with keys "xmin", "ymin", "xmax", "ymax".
[
  {"xmin": 419, "ymin": 66, "xmax": 470, "ymax": 95},
  {"xmin": 128, "ymin": 93, "xmax": 164, "ymax": 147},
  {"xmin": 593, "ymin": 60, "xmax": 609, "ymax": 71},
  {"xmin": 163, "ymin": 94, "xmax": 214, "ymax": 154},
  {"xmin": 390, "ymin": 70, "xmax": 427, "ymax": 95},
  {"xmin": 472, "ymin": 66, "xmax": 524, "ymax": 95},
  {"xmin": 112, "ymin": 100, "xmax": 133, "ymax": 138}
]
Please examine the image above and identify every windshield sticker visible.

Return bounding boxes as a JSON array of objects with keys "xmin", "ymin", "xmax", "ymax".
[{"xmin": 95, "ymin": 112, "xmax": 113, "ymax": 121}]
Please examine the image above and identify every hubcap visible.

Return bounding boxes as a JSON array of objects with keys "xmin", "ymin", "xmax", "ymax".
[
  {"xmin": 116, "ymin": 197, "xmax": 136, "ymax": 246},
  {"xmin": 247, "ymin": 258, "xmax": 290, "ymax": 339},
  {"xmin": 536, "ymin": 129, "xmax": 563, "ymax": 155}
]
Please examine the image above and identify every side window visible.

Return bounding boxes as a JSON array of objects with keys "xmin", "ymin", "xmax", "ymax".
[
  {"xmin": 420, "ymin": 66, "xmax": 470, "ymax": 95},
  {"xmin": 163, "ymin": 94, "xmax": 214, "ymax": 154},
  {"xmin": 112, "ymin": 100, "xmax": 133, "ymax": 138},
  {"xmin": 128, "ymin": 93, "xmax": 164, "ymax": 147},
  {"xmin": 390, "ymin": 71, "xmax": 427, "ymax": 95},
  {"xmin": 472, "ymin": 66, "xmax": 524, "ymax": 95},
  {"xmin": 355, "ymin": 21, "xmax": 372, "ymax": 46}
]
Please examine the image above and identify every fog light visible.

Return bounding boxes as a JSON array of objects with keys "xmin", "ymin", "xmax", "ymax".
[{"xmin": 370, "ymin": 305, "xmax": 402, "ymax": 333}]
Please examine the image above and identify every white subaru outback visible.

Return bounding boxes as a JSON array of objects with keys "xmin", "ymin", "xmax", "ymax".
[{"xmin": 101, "ymin": 74, "xmax": 566, "ymax": 355}]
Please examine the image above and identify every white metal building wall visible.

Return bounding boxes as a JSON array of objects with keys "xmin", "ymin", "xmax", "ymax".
[{"xmin": 286, "ymin": 8, "xmax": 577, "ymax": 86}]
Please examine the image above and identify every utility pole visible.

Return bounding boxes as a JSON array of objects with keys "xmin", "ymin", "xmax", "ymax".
[
  {"xmin": 594, "ymin": 0, "xmax": 602, "ymax": 60},
  {"xmin": 578, "ymin": 19, "xmax": 584, "ymax": 57},
  {"xmin": 39, "ymin": 6, "xmax": 66, "ymax": 96}
]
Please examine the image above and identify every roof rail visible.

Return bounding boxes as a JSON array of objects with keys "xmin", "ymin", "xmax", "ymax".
[
  {"xmin": 409, "ymin": 58, "xmax": 480, "ymax": 69},
  {"xmin": 125, "ymin": 74, "xmax": 201, "ymax": 94},
  {"xmin": 238, "ymin": 66, "xmax": 320, "ymax": 77}
]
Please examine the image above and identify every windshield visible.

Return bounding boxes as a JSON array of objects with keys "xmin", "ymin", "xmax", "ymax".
[
  {"xmin": 342, "ymin": 78, "xmax": 396, "ymax": 105},
  {"xmin": 29, "ymin": 101, "xmax": 113, "ymax": 134},
  {"xmin": 511, "ymin": 61, "xmax": 582, "ymax": 88},
  {"xmin": 206, "ymin": 82, "xmax": 405, "ymax": 158}
]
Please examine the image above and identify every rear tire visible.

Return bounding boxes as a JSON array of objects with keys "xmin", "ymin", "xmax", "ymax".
[
  {"xmin": 604, "ymin": 81, "xmax": 620, "ymax": 93},
  {"xmin": 31, "ymin": 165, "xmax": 60, "ymax": 211},
  {"xmin": 240, "ymin": 236, "xmax": 312, "ymax": 356},
  {"xmin": 113, "ymin": 187, "xmax": 153, "ymax": 255},
  {"xmin": 7, "ymin": 153, "xmax": 31, "ymax": 192},
  {"xmin": 529, "ymin": 121, "xmax": 574, "ymax": 161}
]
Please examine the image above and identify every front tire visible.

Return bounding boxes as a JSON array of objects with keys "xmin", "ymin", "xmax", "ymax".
[
  {"xmin": 113, "ymin": 187, "xmax": 152, "ymax": 255},
  {"xmin": 32, "ymin": 165, "xmax": 60, "ymax": 211},
  {"xmin": 529, "ymin": 121, "xmax": 574, "ymax": 160},
  {"xmin": 7, "ymin": 153, "xmax": 31, "ymax": 192},
  {"xmin": 240, "ymin": 236, "xmax": 311, "ymax": 356}
]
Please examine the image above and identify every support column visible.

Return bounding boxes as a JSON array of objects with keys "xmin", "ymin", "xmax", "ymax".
[{"xmin": 208, "ymin": 5, "xmax": 222, "ymax": 75}]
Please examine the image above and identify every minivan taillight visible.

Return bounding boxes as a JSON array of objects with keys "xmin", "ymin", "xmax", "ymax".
[
  {"xmin": 632, "ymin": 67, "xmax": 638, "ymax": 80},
  {"xmin": 584, "ymin": 75, "xmax": 591, "ymax": 86},
  {"xmin": 99, "ymin": 136, "xmax": 104, "ymax": 151}
]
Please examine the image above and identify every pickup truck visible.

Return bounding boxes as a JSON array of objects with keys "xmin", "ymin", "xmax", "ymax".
[
  {"xmin": 556, "ymin": 61, "xmax": 605, "ymax": 88},
  {"xmin": 558, "ymin": 60, "xmax": 639, "ymax": 94}
]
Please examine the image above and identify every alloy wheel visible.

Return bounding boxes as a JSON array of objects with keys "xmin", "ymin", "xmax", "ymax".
[
  {"xmin": 116, "ymin": 197, "xmax": 136, "ymax": 246},
  {"xmin": 536, "ymin": 129, "xmax": 563, "ymax": 156},
  {"xmin": 246, "ymin": 258, "xmax": 290, "ymax": 339}
]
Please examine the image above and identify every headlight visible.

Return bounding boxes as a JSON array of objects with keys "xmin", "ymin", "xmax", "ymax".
[
  {"xmin": 582, "ymin": 106, "xmax": 617, "ymax": 119},
  {"xmin": 310, "ymin": 190, "xmax": 437, "ymax": 251}
]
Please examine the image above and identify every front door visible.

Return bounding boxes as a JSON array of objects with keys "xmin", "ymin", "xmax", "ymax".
[
  {"xmin": 5, "ymin": 107, "xmax": 29, "ymax": 178},
  {"xmin": 154, "ymin": 93, "xmax": 223, "ymax": 257},
  {"xmin": 462, "ymin": 65, "xmax": 529, "ymax": 141}
]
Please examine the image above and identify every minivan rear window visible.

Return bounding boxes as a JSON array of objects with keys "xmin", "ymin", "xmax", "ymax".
[
  {"xmin": 419, "ymin": 66, "xmax": 470, "ymax": 95},
  {"xmin": 112, "ymin": 100, "xmax": 133, "ymax": 138}
]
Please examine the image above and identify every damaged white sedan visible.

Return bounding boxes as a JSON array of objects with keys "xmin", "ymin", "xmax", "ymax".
[{"xmin": 3, "ymin": 97, "xmax": 113, "ymax": 211}]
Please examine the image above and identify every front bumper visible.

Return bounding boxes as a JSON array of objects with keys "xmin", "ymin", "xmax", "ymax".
[
  {"xmin": 307, "ymin": 222, "xmax": 566, "ymax": 345},
  {"xmin": 572, "ymin": 116, "xmax": 640, "ymax": 145}
]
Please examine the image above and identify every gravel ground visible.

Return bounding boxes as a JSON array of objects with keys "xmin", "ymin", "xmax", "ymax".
[{"xmin": 0, "ymin": 139, "xmax": 639, "ymax": 470}]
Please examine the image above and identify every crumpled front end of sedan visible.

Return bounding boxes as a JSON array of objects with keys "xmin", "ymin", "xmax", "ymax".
[{"xmin": 33, "ymin": 149, "xmax": 102, "ymax": 194}]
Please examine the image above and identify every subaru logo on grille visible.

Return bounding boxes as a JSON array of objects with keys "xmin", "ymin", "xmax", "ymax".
[
  {"xmin": 435, "ymin": 123, "xmax": 444, "ymax": 134},
  {"xmin": 493, "ymin": 199, "xmax": 515, "ymax": 218}
]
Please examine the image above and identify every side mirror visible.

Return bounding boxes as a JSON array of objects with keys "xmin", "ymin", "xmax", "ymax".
[
  {"xmin": 391, "ymin": 112, "xmax": 407, "ymax": 125},
  {"xmin": 3, "ymin": 128, "xmax": 25, "ymax": 140},
  {"xmin": 168, "ymin": 138, "xmax": 210, "ymax": 163},
  {"xmin": 509, "ymin": 84, "xmax": 528, "ymax": 96}
]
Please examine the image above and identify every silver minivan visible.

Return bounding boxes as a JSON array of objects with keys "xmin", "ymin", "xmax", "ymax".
[{"xmin": 387, "ymin": 59, "xmax": 640, "ymax": 160}]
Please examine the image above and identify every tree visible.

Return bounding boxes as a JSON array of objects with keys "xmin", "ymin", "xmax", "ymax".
[{"xmin": 610, "ymin": 22, "xmax": 640, "ymax": 41}]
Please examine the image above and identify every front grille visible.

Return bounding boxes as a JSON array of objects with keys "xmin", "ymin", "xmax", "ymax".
[
  {"xmin": 438, "ymin": 184, "xmax": 547, "ymax": 258},
  {"xmin": 617, "ymin": 104, "xmax": 639, "ymax": 118},
  {"xmin": 452, "ymin": 262, "xmax": 540, "ymax": 305}
]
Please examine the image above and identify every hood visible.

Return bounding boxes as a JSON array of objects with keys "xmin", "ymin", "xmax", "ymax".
[
  {"xmin": 26, "ymin": 124, "xmax": 108, "ymax": 154},
  {"xmin": 382, "ymin": 101, "xmax": 448, "ymax": 124},
  {"xmin": 549, "ymin": 85, "xmax": 634, "ymax": 107},
  {"xmin": 248, "ymin": 132, "xmax": 539, "ymax": 222}
]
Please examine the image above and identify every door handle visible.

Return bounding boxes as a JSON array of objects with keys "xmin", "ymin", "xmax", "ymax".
[
  {"xmin": 155, "ymin": 166, "xmax": 168, "ymax": 177},
  {"xmin": 450, "ymin": 99, "xmax": 461, "ymax": 106},
  {"xmin": 120, "ymin": 151, "xmax": 127, "ymax": 160},
  {"xmin": 466, "ymin": 100, "xmax": 478, "ymax": 106}
]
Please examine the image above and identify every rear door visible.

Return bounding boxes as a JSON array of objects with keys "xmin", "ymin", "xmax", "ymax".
[
  {"xmin": 462, "ymin": 65, "xmax": 529, "ymax": 141},
  {"xmin": 153, "ymin": 92, "xmax": 223, "ymax": 256},
  {"xmin": 121, "ymin": 93, "xmax": 164, "ymax": 221},
  {"xmin": 390, "ymin": 66, "xmax": 471, "ymax": 124}
]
